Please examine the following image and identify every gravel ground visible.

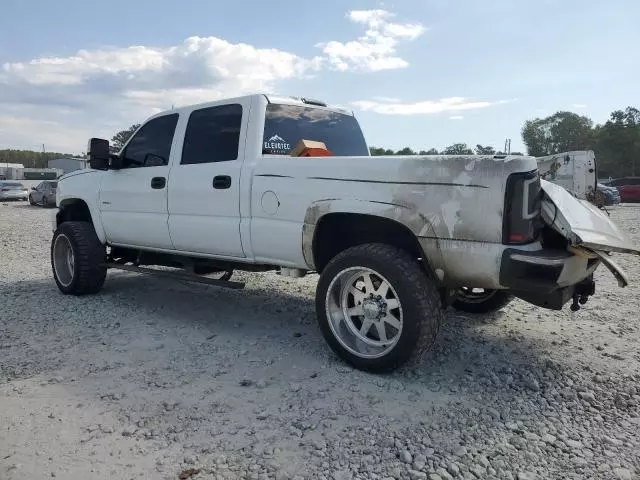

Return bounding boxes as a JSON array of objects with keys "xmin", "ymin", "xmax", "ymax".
[{"xmin": 1, "ymin": 201, "xmax": 639, "ymax": 480}]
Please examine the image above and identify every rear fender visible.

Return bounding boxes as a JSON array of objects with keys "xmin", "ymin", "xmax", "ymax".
[{"xmin": 302, "ymin": 198, "xmax": 442, "ymax": 270}]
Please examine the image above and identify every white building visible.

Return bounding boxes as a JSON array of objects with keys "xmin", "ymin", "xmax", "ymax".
[
  {"xmin": 0, "ymin": 163, "xmax": 24, "ymax": 180},
  {"xmin": 48, "ymin": 157, "xmax": 88, "ymax": 175}
]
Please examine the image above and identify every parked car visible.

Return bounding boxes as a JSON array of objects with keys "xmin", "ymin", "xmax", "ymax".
[
  {"xmin": 617, "ymin": 185, "xmax": 640, "ymax": 203},
  {"xmin": 596, "ymin": 183, "xmax": 621, "ymax": 206},
  {"xmin": 51, "ymin": 94, "xmax": 640, "ymax": 372},
  {"xmin": 29, "ymin": 181, "xmax": 58, "ymax": 207},
  {"xmin": 0, "ymin": 181, "xmax": 28, "ymax": 201},
  {"xmin": 606, "ymin": 177, "xmax": 640, "ymax": 203}
]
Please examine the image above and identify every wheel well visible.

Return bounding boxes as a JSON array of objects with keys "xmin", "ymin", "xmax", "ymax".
[
  {"xmin": 57, "ymin": 200, "xmax": 92, "ymax": 226},
  {"xmin": 312, "ymin": 213, "xmax": 426, "ymax": 273}
]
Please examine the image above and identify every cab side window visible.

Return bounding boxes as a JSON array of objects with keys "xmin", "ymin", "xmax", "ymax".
[
  {"xmin": 181, "ymin": 104, "xmax": 243, "ymax": 165},
  {"xmin": 121, "ymin": 114, "xmax": 179, "ymax": 168}
]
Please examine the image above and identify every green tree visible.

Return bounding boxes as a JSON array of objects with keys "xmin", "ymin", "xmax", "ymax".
[
  {"xmin": 443, "ymin": 143, "xmax": 473, "ymax": 155},
  {"xmin": 395, "ymin": 147, "xmax": 416, "ymax": 155},
  {"xmin": 521, "ymin": 112, "xmax": 593, "ymax": 156},
  {"xmin": 592, "ymin": 107, "xmax": 640, "ymax": 176},
  {"xmin": 110, "ymin": 124, "xmax": 140, "ymax": 153},
  {"xmin": 0, "ymin": 149, "xmax": 80, "ymax": 169},
  {"xmin": 474, "ymin": 144, "xmax": 496, "ymax": 155},
  {"xmin": 418, "ymin": 148, "xmax": 439, "ymax": 155}
]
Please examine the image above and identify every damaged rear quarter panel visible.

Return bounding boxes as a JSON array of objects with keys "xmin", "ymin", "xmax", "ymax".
[{"xmin": 250, "ymin": 154, "xmax": 538, "ymax": 280}]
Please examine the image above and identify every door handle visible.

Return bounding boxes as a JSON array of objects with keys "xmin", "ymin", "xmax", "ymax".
[
  {"xmin": 212, "ymin": 175, "xmax": 232, "ymax": 189},
  {"xmin": 151, "ymin": 177, "xmax": 166, "ymax": 189}
]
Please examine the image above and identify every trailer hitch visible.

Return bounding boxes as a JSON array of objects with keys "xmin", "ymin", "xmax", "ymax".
[{"xmin": 570, "ymin": 277, "xmax": 595, "ymax": 312}]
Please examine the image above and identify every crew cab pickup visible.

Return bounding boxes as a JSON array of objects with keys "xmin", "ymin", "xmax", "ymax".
[{"xmin": 51, "ymin": 94, "xmax": 640, "ymax": 372}]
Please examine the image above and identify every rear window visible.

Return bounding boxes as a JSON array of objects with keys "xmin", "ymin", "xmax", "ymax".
[
  {"xmin": 262, "ymin": 104, "xmax": 368, "ymax": 156},
  {"xmin": 49, "ymin": 182, "xmax": 58, "ymax": 188}
]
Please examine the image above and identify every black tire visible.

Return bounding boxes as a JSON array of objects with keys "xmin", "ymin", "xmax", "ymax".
[
  {"xmin": 51, "ymin": 221, "xmax": 107, "ymax": 295},
  {"xmin": 28, "ymin": 195, "xmax": 35, "ymax": 206},
  {"xmin": 451, "ymin": 288, "xmax": 513, "ymax": 314},
  {"xmin": 316, "ymin": 243, "xmax": 442, "ymax": 373}
]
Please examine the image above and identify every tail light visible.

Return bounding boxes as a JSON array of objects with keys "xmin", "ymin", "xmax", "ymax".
[{"xmin": 503, "ymin": 170, "xmax": 541, "ymax": 245}]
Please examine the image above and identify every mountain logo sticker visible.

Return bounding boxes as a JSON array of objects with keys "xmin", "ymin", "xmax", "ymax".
[{"xmin": 264, "ymin": 134, "xmax": 291, "ymax": 154}]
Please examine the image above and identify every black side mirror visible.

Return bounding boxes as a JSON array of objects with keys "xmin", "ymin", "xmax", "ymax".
[{"xmin": 87, "ymin": 138, "xmax": 111, "ymax": 170}]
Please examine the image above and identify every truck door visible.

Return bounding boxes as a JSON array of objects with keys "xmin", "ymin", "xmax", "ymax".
[
  {"xmin": 99, "ymin": 114, "xmax": 178, "ymax": 249},
  {"xmin": 167, "ymin": 101, "xmax": 247, "ymax": 257}
]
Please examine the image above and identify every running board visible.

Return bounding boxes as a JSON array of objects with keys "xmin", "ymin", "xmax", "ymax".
[{"xmin": 102, "ymin": 263, "xmax": 245, "ymax": 290}]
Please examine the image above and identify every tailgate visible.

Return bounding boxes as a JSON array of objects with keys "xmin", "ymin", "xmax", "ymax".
[{"xmin": 540, "ymin": 179, "xmax": 640, "ymax": 255}]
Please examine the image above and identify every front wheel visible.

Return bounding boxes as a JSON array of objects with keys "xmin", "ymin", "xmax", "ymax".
[
  {"xmin": 51, "ymin": 221, "xmax": 107, "ymax": 295},
  {"xmin": 28, "ymin": 195, "xmax": 35, "ymax": 206},
  {"xmin": 316, "ymin": 243, "xmax": 443, "ymax": 373},
  {"xmin": 451, "ymin": 287, "xmax": 513, "ymax": 314}
]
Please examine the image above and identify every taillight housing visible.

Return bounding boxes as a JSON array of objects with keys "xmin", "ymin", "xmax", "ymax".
[{"xmin": 503, "ymin": 169, "xmax": 541, "ymax": 245}]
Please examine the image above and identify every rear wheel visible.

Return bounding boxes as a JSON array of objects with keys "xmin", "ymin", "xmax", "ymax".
[
  {"xmin": 51, "ymin": 221, "xmax": 107, "ymax": 295},
  {"xmin": 316, "ymin": 243, "xmax": 442, "ymax": 373},
  {"xmin": 452, "ymin": 287, "xmax": 513, "ymax": 314}
]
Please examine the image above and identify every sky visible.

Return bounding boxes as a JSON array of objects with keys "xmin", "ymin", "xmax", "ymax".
[{"xmin": 0, "ymin": 0, "xmax": 638, "ymax": 154}]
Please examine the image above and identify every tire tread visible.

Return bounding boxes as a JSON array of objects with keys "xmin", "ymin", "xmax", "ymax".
[
  {"xmin": 316, "ymin": 243, "xmax": 442, "ymax": 373},
  {"xmin": 52, "ymin": 221, "xmax": 106, "ymax": 295}
]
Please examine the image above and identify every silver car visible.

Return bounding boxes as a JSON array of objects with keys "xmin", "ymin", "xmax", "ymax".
[
  {"xmin": 28, "ymin": 180, "xmax": 58, "ymax": 206},
  {"xmin": 0, "ymin": 181, "xmax": 29, "ymax": 201}
]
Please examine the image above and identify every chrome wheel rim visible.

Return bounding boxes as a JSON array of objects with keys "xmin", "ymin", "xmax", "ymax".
[
  {"xmin": 457, "ymin": 287, "xmax": 497, "ymax": 303},
  {"xmin": 53, "ymin": 234, "xmax": 75, "ymax": 287},
  {"xmin": 325, "ymin": 267, "xmax": 403, "ymax": 359}
]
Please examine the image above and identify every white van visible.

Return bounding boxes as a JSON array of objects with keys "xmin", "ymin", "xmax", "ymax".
[{"xmin": 536, "ymin": 150, "xmax": 597, "ymax": 201}]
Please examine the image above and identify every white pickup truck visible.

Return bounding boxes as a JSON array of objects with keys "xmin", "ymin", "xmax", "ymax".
[{"xmin": 51, "ymin": 94, "xmax": 640, "ymax": 372}]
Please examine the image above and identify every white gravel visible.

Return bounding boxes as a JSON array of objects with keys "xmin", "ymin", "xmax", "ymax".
[{"xmin": 1, "ymin": 201, "xmax": 640, "ymax": 480}]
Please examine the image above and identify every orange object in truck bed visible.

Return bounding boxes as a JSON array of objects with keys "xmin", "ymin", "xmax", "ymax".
[{"xmin": 290, "ymin": 139, "xmax": 333, "ymax": 157}]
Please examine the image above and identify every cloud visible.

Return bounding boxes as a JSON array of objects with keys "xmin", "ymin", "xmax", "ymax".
[
  {"xmin": 1, "ymin": 37, "xmax": 319, "ymax": 109},
  {"xmin": 351, "ymin": 97, "xmax": 510, "ymax": 115},
  {"xmin": 317, "ymin": 9, "xmax": 426, "ymax": 72},
  {"xmin": 0, "ymin": 36, "xmax": 325, "ymax": 151},
  {"xmin": 572, "ymin": 103, "xmax": 587, "ymax": 108},
  {"xmin": 449, "ymin": 115, "xmax": 464, "ymax": 120},
  {"xmin": 0, "ymin": 9, "xmax": 425, "ymax": 151}
]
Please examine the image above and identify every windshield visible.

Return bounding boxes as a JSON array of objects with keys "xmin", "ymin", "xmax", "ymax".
[{"xmin": 262, "ymin": 104, "xmax": 368, "ymax": 156}]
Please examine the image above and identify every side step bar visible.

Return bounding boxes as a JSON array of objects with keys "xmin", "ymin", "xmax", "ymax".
[{"xmin": 102, "ymin": 263, "xmax": 245, "ymax": 290}]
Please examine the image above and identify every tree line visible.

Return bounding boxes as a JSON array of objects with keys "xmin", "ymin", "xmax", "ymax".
[
  {"xmin": 2, "ymin": 105, "xmax": 637, "ymax": 178},
  {"xmin": 369, "ymin": 144, "xmax": 523, "ymax": 156},
  {"xmin": 371, "ymin": 105, "xmax": 639, "ymax": 178},
  {"xmin": 0, "ymin": 150, "xmax": 83, "ymax": 169},
  {"xmin": 522, "ymin": 107, "xmax": 639, "ymax": 177}
]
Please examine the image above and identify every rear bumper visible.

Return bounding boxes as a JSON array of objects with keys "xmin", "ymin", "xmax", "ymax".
[
  {"xmin": 0, "ymin": 192, "xmax": 28, "ymax": 199},
  {"xmin": 499, "ymin": 248, "xmax": 600, "ymax": 309}
]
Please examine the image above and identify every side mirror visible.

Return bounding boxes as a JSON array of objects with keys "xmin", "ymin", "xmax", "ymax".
[
  {"xmin": 31, "ymin": 186, "xmax": 36, "ymax": 190},
  {"xmin": 87, "ymin": 138, "xmax": 110, "ymax": 170}
]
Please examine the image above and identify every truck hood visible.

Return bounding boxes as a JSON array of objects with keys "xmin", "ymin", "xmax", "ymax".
[
  {"xmin": 58, "ymin": 168, "xmax": 96, "ymax": 182},
  {"xmin": 541, "ymin": 179, "xmax": 640, "ymax": 255}
]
